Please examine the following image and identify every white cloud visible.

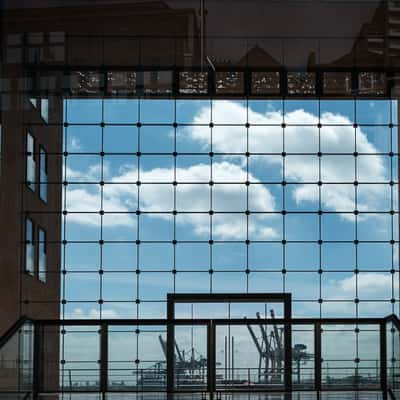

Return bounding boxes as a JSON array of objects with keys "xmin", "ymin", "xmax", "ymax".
[
  {"xmin": 185, "ymin": 101, "xmax": 387, "ymax": 215},
  {"xmin": 69, "ymin": 136, "xmax": 81, "ymax": 151},
  {"xmin": 319, "ymin": 272, "xmax": 397, "ymax": 316},
  {"xmin": 64, "ymin": 161, "xmax": 278, "ymax": 239},
  {"xmin": 68, "ymin": 307, "xmax": 120, "ymax": 319},
  {"xmin": 65, "ymin": 187, "xmax": 134, "ymax": 227},
  {"xmin": 335, "ymin": 272, "xmax": 396, "ymax": 300}
]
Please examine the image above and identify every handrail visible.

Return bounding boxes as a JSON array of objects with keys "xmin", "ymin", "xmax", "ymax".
[
  {"xmin": 0, "ymin": 316, "xmax": 30, "ymax": 350},
  {"xmin": 34, "ymin": 317, "xmax": 387, "ymax": 325}
]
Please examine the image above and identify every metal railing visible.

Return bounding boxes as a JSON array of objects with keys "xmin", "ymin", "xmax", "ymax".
[{"xmin": 0, "ymin": 314, "xmax": 399, "ymax": 399}]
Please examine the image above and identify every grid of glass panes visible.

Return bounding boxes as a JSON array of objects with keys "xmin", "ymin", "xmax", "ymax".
[{"xmin": 57, "ymin": 98, "xmax": 399, "ymax": 320}]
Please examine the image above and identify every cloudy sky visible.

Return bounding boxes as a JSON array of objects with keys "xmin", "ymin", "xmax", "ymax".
[
  {"xmin": 62, "ymin": 98, "xmax": 398, "ymax": 317},
  {"xmin": 53, "ymin": 98, "xmax": 400, "ymax": 386}
]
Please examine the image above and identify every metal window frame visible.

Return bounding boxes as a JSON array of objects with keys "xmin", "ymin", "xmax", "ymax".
[{"xmin": 166, "ymin": 293, "xmax": 292, "ymax": 394}]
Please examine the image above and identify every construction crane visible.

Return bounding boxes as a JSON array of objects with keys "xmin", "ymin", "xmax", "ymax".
[
  {"xmin": 158, "ymin": 335, "xmax": 207, "ymax": 384},
  {"xmin": 246, "ymin": 309, "xmax": 312, "ymax": 385}
]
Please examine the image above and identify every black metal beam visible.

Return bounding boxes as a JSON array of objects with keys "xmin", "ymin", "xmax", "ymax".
[
  {"xmin": 35, "ymin": 317, "xmax": 386, "ymax": 325},
  {"xmin": 380, "ymin": 321, "xmax": 388, "ymax": 395},
  {"xmin": 167, "ymin": 292, "xmax": 292, "ymax": 303},
  {"xmin": 284, "ymin": 294, "xmax": 292, "ymax": 392},
  {"xmin": 207, "ymin": 320, "xmax": 216, "ymax": 394},
  {"xmin": 166, "ymin": 297, "xmax": 175, "ymax": 394},
  {"xmin": 100, "ymin": 322, "xmax": 108, "ymax": 394},
  {"xmin": 0, "ymin": 316, "xmax": 30, "ymax": 348},
  {"xmin": 314, "ymin": 323, "xmax": 322, "ymax": 392}
]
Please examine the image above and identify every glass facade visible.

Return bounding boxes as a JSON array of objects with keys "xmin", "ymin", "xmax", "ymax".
[{"xmin": 55, "ymin": 98, "xmax": 399, "ymax": 320}]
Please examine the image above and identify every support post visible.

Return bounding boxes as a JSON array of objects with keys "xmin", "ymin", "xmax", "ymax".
[
  {"xmin": 167, "ymin": 298, "xmax": 175, "ymax": 395},
  {"xmin": 314, "ymin": 323, "xmax": 322, "ymax": 392},
  {"xmin": 284, "ymin": 295, "xmax": 292, "ymax": 392},
  {"xmin": 100, "ymin": 323, "xmax": 108, "ymax": 395},
  {"xmin": 381, "ymin": 321, "xmax": 388, "ymax": 396},
  {"xmin": 207, "ymin": 320, "xmax": 216, "ymax": 394}
]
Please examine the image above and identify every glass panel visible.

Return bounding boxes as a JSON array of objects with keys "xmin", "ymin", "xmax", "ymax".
[
  {"xmin": 292, "ymin": 325, "xmax": 314, "ymax": 389},
  {"xmin": 174, "ymin": 302, "xmax": 284, "ymax": 320},
  {"xmin": 25, "ymin": 218, "xmax": 34, "ymax": 276},
  {"xmin": 38, "ymin": 228, "xmax": 47, "ymax": 282},
  {"xmin": 174, "ymin": 325, "xmax": 207, "ymax": 391},
  {"xmin": 0, "ymin": 321, "xmax": 34, "ymax": 391},
  {"xmin": 41, "ymin": 98, "xmax": 49, "ymax": 123},
  {"xmin": 321, "ymin": 324, "xmax": 380, "ymax": 390},
  {"xmin": 26, "ymin": 133, "xmax": 35, "ymax": 191},
  {"xmin": 39, "ymin": 147, "xmax": 47, "ymax": 202},
  {"xmin": 108, "ymin": 325, "xmax": 166, "ymax": 391},
  {"xmin": 215, "ymin": 323, "xmax": 285, "ymax": 390},
  {"xmin": 60, "ymin": 326, "xmax": 100, "ymax": 391}
]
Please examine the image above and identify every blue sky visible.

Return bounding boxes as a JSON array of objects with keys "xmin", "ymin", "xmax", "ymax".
[{"xmin": 59, "ymin": 98, "xmax": 399, "ymax": 320}]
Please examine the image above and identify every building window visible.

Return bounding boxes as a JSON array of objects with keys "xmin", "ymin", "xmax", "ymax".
[
  {"xmin": 39, "ymin": 146, "xmax": 48, "ymax": 202},
  {"xmin": 25, "ymin": 218, "xmax": 34, "ymax": 276},
  {"xmin": 38, "ymin": 228, "xmax": 47, "ymax": 283},
  {"xmin": 41, "ymin": 98, "xmax": 49, "ymax": 123},
  {"xmin": 29, "ymin": 98, "xmax": 37, "ymax": 108},
  {"xmin": 26, "ymin": 133, "xmax": 35, "ymax": 191}
]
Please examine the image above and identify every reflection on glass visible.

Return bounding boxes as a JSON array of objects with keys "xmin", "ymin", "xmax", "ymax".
[
  {"xmin": 26, "ymin": 133, "xmax": 35, "ymax": 191},
  {"xmin": 38, "ymin": 228, "xmax": 47, "ymax": 282},
  {"xmin": 321, "ymin": 325, "xmax": 380, "ymax": 389},
  {"xmin": 25, "ymin": 218, "xmax": 34, "ymax": 276},
  {"xmin": 0, "ymin": 321, "xmax": 34, "ymax": 391},
  {"xmin": 41, "ymin": 98, "xmax": 49, "ymax": 123},
  {"xmin": 39, "ymin": 146, "xmax": 47, "ymax": 202},
  {"xmin": 108, "ymin": 326, "xmax": 167, "ymax": 391}
]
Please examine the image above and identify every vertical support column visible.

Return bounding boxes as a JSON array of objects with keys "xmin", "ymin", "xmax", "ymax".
[
  {"xmin": 381, "ymin": 321, "xmax": 388, "ymax": 395},
  {"xmin": 284, "ymin": 294, "xmax": 292, "ymax": 392},
  {"xmin": 167, "ymin": 296, "xmax": 175, "ymax": 395},
  {"xmin": 208, "ymin": 66, "xmax": 216, "ymax": 97},
  {"xmin": 314, "ymin": 323, "xmax": 322, "ymax": 393},
  {"xmin": 172, "ymin": 68, "xmax": 180, "ymax": 97},
  {"xmin": 280, "ymin": 67, "xmax": 288, "ymax": 98},
  {"xmin": 207, "ymin": 320, "xmax": 216, "ymax": 394},
  {"xmin": 100, "ymin": 322, "xmax": 108, "ymax": 396}
]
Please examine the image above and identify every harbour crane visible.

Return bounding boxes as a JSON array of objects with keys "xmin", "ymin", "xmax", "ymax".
[{"xmin": 246, "ymin": 309, "xmax": 312, "ymax": 385}]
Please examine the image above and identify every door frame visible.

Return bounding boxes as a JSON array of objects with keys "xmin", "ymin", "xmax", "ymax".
[{"xmin": 166, "ymin": 293, "xmax": 292, "ymax": 394}]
